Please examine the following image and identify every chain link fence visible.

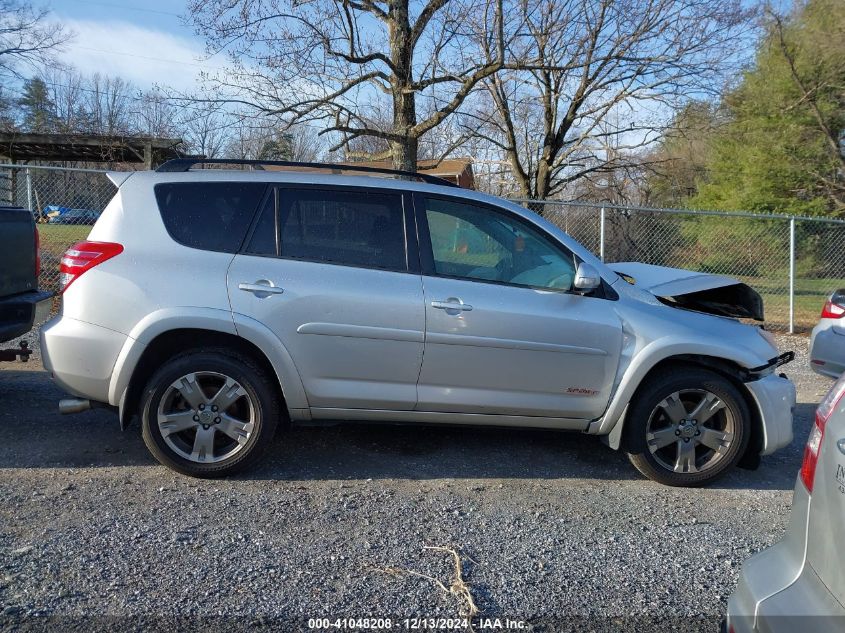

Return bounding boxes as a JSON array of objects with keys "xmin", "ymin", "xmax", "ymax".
[
  {"xmin": 0, "ymin": 164, "xmax": 117, "ymax": 298},
  {"xmin": 2, "ymin": 164, "xmax": 843, "ymax": 332},
  {"xmin": 519, "ymin": 200, "xmax": 845, "ymax": 333}
]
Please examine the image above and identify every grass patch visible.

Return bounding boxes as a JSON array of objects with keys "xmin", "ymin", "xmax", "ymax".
[
  {"xmin": 740, "ymin": 276, "xmax": 841, "ymax": 332},
  {"xmin": 37, "ymin": 224, "xmax": 91, "ymax": 256}
]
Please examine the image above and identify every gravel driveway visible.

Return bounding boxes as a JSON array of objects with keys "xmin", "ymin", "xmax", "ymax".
[{"xmin": 0, "ymin": 334, "xmax": 832, "ymax": 632}]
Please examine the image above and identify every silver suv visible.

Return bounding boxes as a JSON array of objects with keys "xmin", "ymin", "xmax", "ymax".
[{"xmin": 41, "ymin": 159, "xmax": 796, "ymax": 485}]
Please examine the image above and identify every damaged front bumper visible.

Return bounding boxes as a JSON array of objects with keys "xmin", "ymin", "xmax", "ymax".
[
  {"xmin": 748, "ymin": 351, "xmax": 795, "ymax": 376},
  {"xmin": 746, "ymin": 372, "xmax": 796, "ymax": 456}
]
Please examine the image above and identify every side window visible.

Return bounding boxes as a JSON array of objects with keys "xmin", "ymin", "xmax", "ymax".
[
  {"xmin": 154, "ymin": 182, "xmax": 267, "ymax": 253},
  {"xmin": 424, "ymin": 197, "xmax": 576, "ymax": 291},
  {"xmin": 268, "ymin": 188, "xmax": 407, "ymax": 271}
]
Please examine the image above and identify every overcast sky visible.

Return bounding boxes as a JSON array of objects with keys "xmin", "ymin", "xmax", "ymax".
[{"xmin": 47, "ymin": 0, "xmax": 222, "ymax": 91}]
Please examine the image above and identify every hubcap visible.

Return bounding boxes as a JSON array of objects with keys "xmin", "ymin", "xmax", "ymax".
[
  {"xmin": 157, "ymin": 371, "xmax": 256, "ymax": 464},
  {"xmin": 645, "ymin": 389, "xmax": 735, "ymax": 475}
]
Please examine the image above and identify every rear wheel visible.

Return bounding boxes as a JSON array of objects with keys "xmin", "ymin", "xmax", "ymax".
[
  {"xmin": 624, "ymin": 367, "xmax": 750, "ymax": 487},
  {"xmin": 140, "ymin": 350, "xmax": 280, "ymax": 478}
]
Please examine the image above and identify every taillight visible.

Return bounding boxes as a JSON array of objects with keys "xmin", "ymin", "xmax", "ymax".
[
  {"xmin": 800, "ymin": 417, "xmax": 825, "ymax": 493},
  {"xmin": 800, "ymin": 373, "xmax": 845, "ymax": 493},
  {"xmin": 59, "ymin": 241, "xmax": 123, "ymax": 293},
  {"xmin": 821, "ymin": 291, "xmax": 845, "ymax": 319},
  {"xmin": 34, "ymin": 225, "xmax": 41, "ymax": 279},
  {"xmin": 821, "ymin": 300, "xmax": 845, "ymax": 319}
]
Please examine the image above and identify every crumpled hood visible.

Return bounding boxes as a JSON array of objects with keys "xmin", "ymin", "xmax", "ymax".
[{"xmin": 612, "ymin": 262, "xmax": 765, "ymax": 321}]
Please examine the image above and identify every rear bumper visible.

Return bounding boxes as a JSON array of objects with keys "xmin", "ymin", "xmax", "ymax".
[
  {"xmin": 40, "ymin": 316, "xmax": 128, "ymax": 403},
  {"xmin": 746, "ymin": 373, "xmax": 796, "ymax": 456},
  {"xmin": 728, "ymin": 480, "xmax": 845, "ymax": 632},
  {"xmin": 0, "ymin": 290, "xmax": 53, "ymax": 343},
  {"xmin": 730, "ymin": 555, "xmax": 845, "ymax": 632},
  {"xmin": 809, "ymin": 322, "xmax": 845, "ymax": 380},
  {"xmin": 751, "ymin": 563, "xmax": 845, "ymax": 632}
]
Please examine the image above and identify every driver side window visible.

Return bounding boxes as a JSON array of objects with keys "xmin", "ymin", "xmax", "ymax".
[{"xmin": 424, "ymin": 197, "xmax": 576, "ymax": 291}]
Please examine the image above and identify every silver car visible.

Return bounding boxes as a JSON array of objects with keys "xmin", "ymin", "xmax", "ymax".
[
  {"xmin": 41, "ymin": 159, "xmax": 795, "ymax": 484},
  {"xmin": 727, "ymin": 372, "xmax": 845, "ymax": 632},
  {"xmin": 810, "ymin": 289, "xmax": 845, "ymax": 379}
]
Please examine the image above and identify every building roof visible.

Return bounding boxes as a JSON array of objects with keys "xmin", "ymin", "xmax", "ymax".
[
  {"xmin": 351, "ymin": 157, "xmax": 475, "ymax": 189},
  {"xmin": 0, "ymin": 132, "xmax": 190, "ymax": 167}
]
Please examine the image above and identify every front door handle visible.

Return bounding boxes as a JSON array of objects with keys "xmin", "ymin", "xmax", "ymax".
[
  {"xmin": 431, "ymin": 298, "xmax": 473, "ymax": 312},
  {"xmin": 238, "ymin": 280, "xmax": 285, "ymax": 297}
]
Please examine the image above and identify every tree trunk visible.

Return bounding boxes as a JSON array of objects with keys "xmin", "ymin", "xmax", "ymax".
[
  {"xmin": 508, "ymin": 154, "xmax": 532, "ymax": 199},
  {"xmin": 389, "ymin": 0, "xmax": 418, "ymax": 172},
  {"xmin": 535, "ymin": 157, "xmax": 553, "ymax": 201},
  {"xmin": 391, "ymin": 136, "xmax": 418, "ymax": 172}
]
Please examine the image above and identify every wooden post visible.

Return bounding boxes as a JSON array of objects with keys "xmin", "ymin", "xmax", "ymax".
[{"xmin": 144, "ymin": 142, "xmax": 153, "ymax": 170}]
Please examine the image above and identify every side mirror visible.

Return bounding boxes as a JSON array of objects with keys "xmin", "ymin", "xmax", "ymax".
[{"xmin": 573, "ymin": 263, "xmax": 601, "ymax": 292}]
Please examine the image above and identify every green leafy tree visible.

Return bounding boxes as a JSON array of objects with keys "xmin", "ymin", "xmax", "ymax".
[
  {"xmin": 645, "ymin": 101, "xmax": 720, "ymax": 208},
  {"xmin": 258, "ymin": 133, "xmax": 294, "ymax": 161},
  {"xmin": 692, "ymin": 0, "xmax": 845, "ymax": 216},
  {"xmin": 18, "ymin": 76, "xmax": 55, "ymax": 132}
]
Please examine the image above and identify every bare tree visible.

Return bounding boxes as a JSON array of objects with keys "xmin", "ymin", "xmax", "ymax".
[
  {"xmin": 464, "ymin": 0, "xmax": 753, "ymax": 199},
  {"xmin": 135, "ymin": 89, "xmax": 179, "ymax": 138},
  {"xmin": 224, "ymin": 115, "xmax": 327, "ymax": 162},
  {"xmin": 0, "ymin": 86, "xmax": 15, "ymax": 130},
  {"xmin": 225, "ymin": 117, "xmax": 274, "ymax": 160},
  {"xmin": 0, "ymin": 0, "xmax": 65, "ymax": 79},
  {"xmin": 42, "ymin": 66, "xmax": 86, "ymax": 133},
  {"xmin": 83, "ymin": 74, "xmax": 133, "ymax": 136},
  {"xmin": 181, "ymin": 103, "xmax": 228, "ymax": 159},
  {"xmin": 185, "ymin": 0, "xmax": 509, "ymax": 170},
  {"xmin": 284, "ymin": 124, "xmax": 326, "ymax": 162}
]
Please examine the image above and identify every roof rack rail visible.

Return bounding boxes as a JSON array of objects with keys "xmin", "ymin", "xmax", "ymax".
[{"xmin": 155, "ymin": 158, "xmax": 458, "ymax": 187}]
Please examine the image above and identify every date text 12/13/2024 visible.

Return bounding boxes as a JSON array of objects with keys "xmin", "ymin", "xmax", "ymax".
[{"xmin": 307, "ymin": 618, "xmax": 528, "ymax": 630}]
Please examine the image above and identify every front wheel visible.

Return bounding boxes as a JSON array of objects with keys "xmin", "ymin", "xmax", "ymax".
[
  {"xmin": 140, "ymin": 350, "xmax": 280, "ymax": 478},
  {"xmin": 624, "ymin": 367, "xmax": 750, "ymax": 487}
]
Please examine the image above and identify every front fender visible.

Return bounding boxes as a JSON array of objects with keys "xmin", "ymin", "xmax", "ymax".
[{"xmin": 590, "ymin": 335, "xmax": 766, "ymax": 440}]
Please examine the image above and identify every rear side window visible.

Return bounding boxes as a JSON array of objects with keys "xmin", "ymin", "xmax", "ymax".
[
  {"xmin": 155, "ymin": 182, "xmax": 267, "ymax": 253},
  {"xmin": 247, "ymin": 187, "xmax": 407, "ymax": 271}
]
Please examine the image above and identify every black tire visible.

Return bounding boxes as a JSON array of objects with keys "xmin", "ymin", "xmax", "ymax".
[
  {"xmin": 140, "ymin": 349, "xmax": 281, "ymax": 478},
  {"xmin": 624, "ymin": 367, "xmax": 750, "ymax": 487}
]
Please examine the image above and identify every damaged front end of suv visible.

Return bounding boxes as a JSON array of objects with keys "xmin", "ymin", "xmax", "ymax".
[
  {"xmin": 612, "ymin": 262, "xmax": 765, "ymax": 321},
  {"xmin": 584, "ymin": 260, "xmax": 796, "ymax": 485}
]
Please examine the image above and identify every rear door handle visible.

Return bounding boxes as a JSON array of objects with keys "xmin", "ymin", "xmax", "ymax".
[
  {"xmin": 238, "ymin": 280, "xmax": 285, "ymax": 297},
  {"xmin": 431, "ymin": 298, "xmax": 473, "ymax": 312}
]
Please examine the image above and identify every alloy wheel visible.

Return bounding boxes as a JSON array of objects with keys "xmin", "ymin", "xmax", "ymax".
[
  {"xmin": 645, "ymin": 389, "xmax": 735, "ymax": 474},
  {"xmin": 157, "ymin": 371, "xmax": 256, "ymax": 464}
]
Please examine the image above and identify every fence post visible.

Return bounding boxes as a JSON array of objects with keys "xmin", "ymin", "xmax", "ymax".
[
  {"xmin": 789, "ymin": 217, "xmax": 796, "ymax": 334},
  {"xmin": 25, "ymin": 167, "xmax": 33, "ymax": 214},
  {"xmin": 599, "ymin": 206, "xmax": 606, "ymax": 262}
]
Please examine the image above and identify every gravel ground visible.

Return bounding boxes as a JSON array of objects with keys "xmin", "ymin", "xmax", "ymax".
[{"xmin": 0, "ymin": 334, "xmax": 833, "ymax": 632}]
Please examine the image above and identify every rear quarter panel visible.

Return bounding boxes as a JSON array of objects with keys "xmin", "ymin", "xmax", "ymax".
[{"xmin": 61, "ymin": 178, "xmax": 235, "ymax": 337}]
